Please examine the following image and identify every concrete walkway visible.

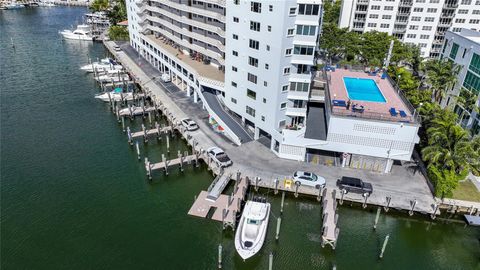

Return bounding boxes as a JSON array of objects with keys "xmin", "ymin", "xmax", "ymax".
[{"xmin": 108, "ymin": 42, "xmax": 438, "ymax": 215}]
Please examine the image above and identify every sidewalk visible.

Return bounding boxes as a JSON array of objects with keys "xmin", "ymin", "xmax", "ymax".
[{"xmin": 107, "ymin": 42, "xmax": 439, "ymax": 215}]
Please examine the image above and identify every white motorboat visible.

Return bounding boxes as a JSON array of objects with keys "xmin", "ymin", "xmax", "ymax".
[
  {"xmin": 95, "ymin": 90, "xmax": 134, "ymax": 102},
  {"xmin": 95, "ymin": 72, "xmax": 130, "ymax": 83},
  {"xmin": 80, "ymin": 58, "xmax": 123, "ymax": 73},
  {"xmin": 4, "ymin": 2, "xmax": 25, "ymax": 9},
  {"xmin": 235, "ymin": 200, "xmax": 271, "ymax": 260},
  {"xmin": 59, "ymin": 24, "xmax": 94, "ymax": 41},
  {"xmin": 38, "ymin": 1, "xmax": 55, "ymax": 6}
]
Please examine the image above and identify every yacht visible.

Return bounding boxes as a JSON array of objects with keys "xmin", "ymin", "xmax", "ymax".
[
  {"xmin": 95, "ymin": 70, "xmax": 129, "ymax": 83},
  {"xmin": 38, "ymin": 1, "xmax": 55, "ymax": 7},
  {"xmin": 4, "ymin": 2, "xmax": 25, "ymax": 9},
  {"xmin": 95, "ymin": 89, "xmax": 134, "ymax": 102},
  {"xmin": 235, "ymin": 199, "xmax": 271, "ymax": 260},
  {"xmin": 59, "ymin": 24, "xmax": 94, "ymax": 41},
  {"xmin": 80, "ymin": 58, "xmax": 123, "ymax": 73}
]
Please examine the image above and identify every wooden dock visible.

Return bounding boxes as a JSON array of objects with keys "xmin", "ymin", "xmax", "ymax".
[
  {"xmin": 127, "ymin": 123, "xmax": 172, "ymax": 140},
  {"xmin": 188, "ymin": 173, "xmax": 249, "ymax": 229},
  {"xmin": 321, "ymin": 188, "xmax": 339, "ymax": 249},
  {"xmin": 145, "ymin": 152, "xmax": 199, "ymax": 177}
]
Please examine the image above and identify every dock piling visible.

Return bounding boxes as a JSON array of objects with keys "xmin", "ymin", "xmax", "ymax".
[
  {"xmin": 373, "ymin": 207, "xmax": 381, "ymax": 230},
  {"xmin": 280, "ymin": 191, "xmax": 285, "ymax": 214},
  {"xmin": 127, "ymin": 127, "xmax": 133, "ymax": 145},
  {"xmin": 121, "ymin": 116, "xmax": 125, "ymax": 132},
  {"xmin": 178, "ymin": 150, "xmax": 183, "ymax": 171},
  {"xmin": 142, "ymin": 124, "xmax": 148, "ymax": 143},
  {"xmin": 268, "ymin": 252, "xmax": 273, "ymax": 270},
  {"xmin": 294, "ymin": 182, "xmax": 300, "ymax": 198},
  {"xmin": 255, "ymin": 177, "xmax": 259, "ymax": 191},
  {"xmin": 274, "ymin": 178, "xmax": 279, "ymax": 195},
  {"xmin": 148, "ymin": 111, "xmax": 153, "ymax": 128},
  {"xmin": 218, "ymin": 244, "xmax": 222, "ymax": 269},
  {"xmin": 340, "ymin": 189, "xmax": 345, "ymax": 205},
  {"xmin": 409, "ymin": 199, "xmax": 417, "ymax": 216},
  {"xmin": 135, "ymin": 141, "xmax": 141, "ymax": 160},
  {"xmin": 145, "ymin": 157, "xmax": 152, "ymax": 180},
  {"xmin": 362, "ymin": 193, "xmax": 369, "ymax": 208},
  {"xmin": 162, "ymin": 154, "xmax": 168, "ymax": 175},
  {"xmin": 317, "ymin": 186, "xmax": 322, "ymax": 202},
  {"xmin": 379, "ymin": 234, "xmax": 390, "ymax": 259},
  {"xmin": 431, "ymin": 203, "xmax": 439, "ymax": 219},
  {"xmin": 166, "ymin": 135, "xmax": 170, "ymax": 153},
  {"xmin": 275, "ymin": 217, "xmax": 282, "ymax": 240}
]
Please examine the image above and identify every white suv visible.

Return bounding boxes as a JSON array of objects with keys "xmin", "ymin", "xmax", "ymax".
[
  {"xmin": 181, "ymin": 118, "xmax": 198, "ymax": 131},
  {"xmin": 207, "ymin": 147, "xmax": 232, "ymax": 168},
  {"xmin": 293, "ymin": 171, "xmax": 326, "ymax": 189}
]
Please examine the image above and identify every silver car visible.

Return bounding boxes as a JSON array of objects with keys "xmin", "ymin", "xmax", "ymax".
[
  {"xmin": 207, "ymin": 147, "xmax": 232, "ymax": 168},
  {"xmin": 293, "ymin": 171, "xmax": 326, "ymax": 189}
]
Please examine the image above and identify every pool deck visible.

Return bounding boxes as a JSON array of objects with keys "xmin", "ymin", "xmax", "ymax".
[{"xmin": 328, "ymin": 69, "xmax": 411, "ymax": 119}]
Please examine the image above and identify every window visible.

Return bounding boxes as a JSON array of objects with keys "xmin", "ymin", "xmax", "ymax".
[
  {"xmin": 384, "ymin": 6, "xmax": 394, "ymax": 10},
  {"xmin": 231, "ymin": 98, "xmax": 237, "ymax": 104},
  {"xmin": 430, "ymin": 0, "xmax": 439, "ymax": 3},
  {"xmin": 282, "ymin": 85, "xmax": 289, "ymax": 92},
  {"xmin": 296, "ymin": 25, "xmax": 316, "ymax": 35},
  {"xmin": 470, "ymin": 53, "xmax": 480, "ymax": 74},
  {"xmin": 248, "ymin": 73, "xmax": 257, "ymax": 84},
  {"xmin": 289, "ymin": 7, "xmax": 296, "ymax": 15},
  {"xmin": 232, "ymin": 34, "xmax": 238, "ymax": 40},
  {"xmin": 266, "ymin": 45, "xmax": 270, "ymax": 51},
  {"xmin": 380, "ymin": 23, "xmax": 389, "ymax": 28},
  {"xmin": 251, "ymin": 2, "xmax": 261, "ymax": 13},
  {"xmin": 452, "ymin": 27, "xmax": 462, "ymax": 32},
  {"xmin": 367, "ymin": 23, "xmax": 377, "ymax": 27},
  {"xmin": 413, "ymin": 7, "xmax": 423, "ymax": 12},
  {"xmin": 411, "ymin": 16, "xmax": 421, "ymax": 21},
  {"xmin": 420, "ymin": 35, "xmax": 429, "ymax": 39},
  {"xmin": 231, "ymin": 81, "xmax": 237, "ymax": 87},
  {"xmin": 416, "ymin": 0, "xmax": 426, "ymax": 2},
  {"xmin": 264, "ymin": 81, "xmax": 268, "ymax": 87},
  {"xmin": 232, "ymin": 66, "xmax": 238, "ymax": 72},
  {"xmin": 268, "ymin": 25, "xmax": 272, "ymax": 32},
  {"xmin": 265, "ymin": 63, "xmax": 269, "ymax": 70},
  {"xmin": 427, "ymin": 8, "xmax": 437, "ymax": 12},
  {"xmin": 280, "ymin": 102, "xmax": 287, "ymax": 109},
  {"xmin": 233, "ymin": 0, "xmax": 239, "ymax": 5},
  {"xmin": 290, "ymin": 82, "xmax": 309, "ymax": 92},
  {"xmin": 285, "ymin": 48, "xmax": 292, "ymax": 55},
  {"xmin": 233, "ymin": 17, "xmax": 239, "ymax": 23},
  {"xmin": 250, "ymin": 21, "xmax": 260, "ymax": 31},
  {"xmin": 293, "ymin": 45, "xmax": 314, "ymax": 55},
  {"xmin": 278, "ymin": 120, "xmax": 286, "ymax": 129},
  {"xmin": 261, "ymin": 116, "xmax": 265, "ymax": 121},
  {"xmin": 422, "ymin": 26, "xmax": 432, "ymax": 30},
  {"xmin": 473, "ymin": 10, "xmax": 480, "ymax": 14},
  {"xmin": 298, "ymin": 4, "xmax": 319, "ymax": 15},
  {"xmin": 287, "ymin": 28, "xmax": 294, "ymax": 36},
  {"xmin": 249, "ymin": 39, "xmax": 259, "ymax": 50},
  {"xmin": 248, "ymin": 57, "xmax": 258, "ymax": 67},
  {"xmin": 425, "ymin": 17, "xmax": 435, "ymax": 22},
  {"xmin": 369, "ymin": 14, "xmax": 379, "ymax": 19},
  {"xmin": 450, "ymin": 42, "xmax": 459, "ymax": 59},
  {"xmin": 461, "ymin": 0, "xmax": 472, "ymax": 4},
  {"xmin": 455, "ymin": 18, "xmax": 466, "ymax": 23},
  {"xmin": 283, "ymin": 67, "xmax": 290, "ymax": 75},
  {"xmin": 458, "ymin": 9, "xmax": 469, "ymax": 14},
  {"xmin": 371, "ymin": 5, "xmax": 380, "ymax": 10},
  {"xmin": 382, "ymin": 15, "xmax": 392, "ymax": 19},
  {"xmin": 296, "ymin": 64, "xmax": 310, "ymax": 74},
  {"xmin": 406, "ymin": 34, "xmax": 416, "ymax": 38},
  {"xmin": 247, "ymin": 89, "xmax": 256, "ymax": 100},
  {"xmin": 269, "ymin": 5, "xmax": 273, "ymax": 11},
  {"xmin": 470, "ymin": 19, "xmax": 480, "ymax": 24},
  {"xmin": 463, "ymin": 71, "xmax": 480, "ymax": 94},
  {"xmin": 419, "ymin": 43, "xmax": 427, "ymax": 48},
  {"xmin": 409, "ymin": 25, "xmax": 419, "ymax": 30},
  {"xmin": 232, "ymin": 50, "xmax": 238, "ymax": 56},
  {"xmin": 246, "ymin": 106, "xmax": 256, "ymax": 117}
]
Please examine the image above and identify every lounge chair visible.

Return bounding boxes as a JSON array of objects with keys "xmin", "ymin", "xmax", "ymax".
[
  {"xmin": 389, "ymin": 108, "xmax": 398, "ymax": 117},
  {"xmin": 332, "ymin": 100, "xmax": 347, "ymax": 107},
  {"xmin": 399, "ymin": 110, "xmax": 407, "ymax": 118},
  {"xmin": 352, "ymin": 104, "xmax": 365, "ymax": 113}
]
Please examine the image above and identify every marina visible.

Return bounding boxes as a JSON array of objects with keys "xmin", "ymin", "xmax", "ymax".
[{"xmin": 1, "ymin": 7, "xmax": 480, "ymax": 270}]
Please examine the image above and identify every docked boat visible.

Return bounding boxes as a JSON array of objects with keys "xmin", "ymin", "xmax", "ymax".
[
  {"xmin": 38, "ymin": 1, "xmax": 55, "ymax": 7},
  {"xmin": 80, "ymin": 58, "xmax": 123, "ymax": 73},
  {"xmin": 95, "ymin": 72, "xmax": 130, "ymax": 83},
  {"xmin": 4, "ymin": 2, "xmax": 25, "ymax": 9},
  {"xmin": 59, "ymin": 24, "xmax": 94, "ymax": 41},
  {"xmin": 235, "ymin": 199, "xmax": 271, "ymax": 260},
  {"xmin": 95, "ymin": 88, "xmax": 134, "ymax": 102}
]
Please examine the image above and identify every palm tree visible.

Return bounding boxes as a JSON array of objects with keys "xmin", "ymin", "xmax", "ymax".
[
  {"xmin": 469, "ymin": 136, "xmax": 480, "ymax": 176},
  {"xmin": 424, "ymin": 59, "xmax": 462, "ymax": 103}
]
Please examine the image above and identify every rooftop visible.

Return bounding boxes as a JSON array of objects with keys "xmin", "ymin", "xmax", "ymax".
[
  {"xmin": 457, "ymin": 28, "xmax": 480, "ymax": 45},
  {"xmin": 327, "ymin": 69, "xmax": 418, "ymax": 124},
  {"xmin": 145, "ymin": 34, "xmax": 225, "ymax": 83}
]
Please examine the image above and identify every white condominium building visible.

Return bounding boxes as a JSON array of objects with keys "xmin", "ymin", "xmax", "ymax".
[
  {"xmin": 126, "ymin": 0, "xmax": 421, "ymax": 173},
  {"xmin": 339, "ymin": 0, "xmax": 480, "ymax": 58},
  {"xmin": 440, "ymin": 29, "xmax": 480, "ymax": 135}
]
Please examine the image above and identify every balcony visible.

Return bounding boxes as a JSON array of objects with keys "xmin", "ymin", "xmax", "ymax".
[
  {"xmin": 394, "ymin": 20, "xmax": 408, "ymax": 25},
  {"xmin": 285, "ymin": 107, "xmax": 307, "ymax": 117},
  {"xmin": 291, "ymin": 54, "xmax": 315, "ymax": 65},
  {"xmin": 287, "ymin": 91, "xmax": 310, "ymax": 101},
  {"xmin": 152, "ymin": 0, "xmax": 226, "ymax": 22}
]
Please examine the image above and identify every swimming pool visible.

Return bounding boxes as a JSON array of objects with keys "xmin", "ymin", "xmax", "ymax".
[{"xmin": 343, "ymin": 77, "xmax": 386, "ymax": 103}]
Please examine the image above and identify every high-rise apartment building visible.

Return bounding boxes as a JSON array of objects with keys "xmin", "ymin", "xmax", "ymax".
[
  {"xmin": 126, "ymin": 0, "xmax": 421, "ymax": 173},
  {"xmin": 339, "ymin": 0, "xmax": 480, "ymax": 58},
  {"xmin": 440, "ymin": 29, "xmax": 480, "ymax": 135}
]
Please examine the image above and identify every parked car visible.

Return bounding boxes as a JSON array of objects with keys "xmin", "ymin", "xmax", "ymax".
[
  {"xmin": 336, "ymin": 176, "xmax": 373, "ymax": 196},
  {"xmin": 113, "ymin": 45, "xmax": 121, "ymax": 51},
  {"xmin": 293, "ymin": 171, "xmax": 326, "ymax": 189},
  {"xmin": 181, "ymin": 118, "xmax": 198, "ymax": 131},
  {"xmin": 161, "ymin": 73, "xmax": 171, "ymax": 83},
  {"xmin": 206, "ymin": 147, "xmax": 232, "ymax": 167}
]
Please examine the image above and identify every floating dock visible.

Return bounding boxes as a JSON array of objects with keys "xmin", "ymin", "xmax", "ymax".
[
  {"xmin": 464, "ymin": 214, "xmax": 480, "ymax": 226},
  {"xmin": 321, "ymin": 189, "xmax": 339, "ymax": 249}
]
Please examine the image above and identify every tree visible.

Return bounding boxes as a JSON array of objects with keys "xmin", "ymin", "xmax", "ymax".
[
  {"xmin": 108, "ymin": 0, "xmax": 127, "ymax": 24},
  {"xmin": 424, "ymin": 59, "xmax": 462, "ymax": 103},
  {"xmin": 108, "ymin": 25, "xmax": 129, "ymax": 40},
  {"xmin": 357, "ymin": 31, "xmax": 392, "ymax": 66},
  {"xmin": 323, "ymin": 0, "xmax": 341, "ymax": 25},
  {"xmin": 90, "ymin": 0, "xmax": 108, "ymax": 12},
  {"xmin": 456, "ymin": 89, "xmax": 478, "ymax": 113},
  {"xmin": 470, "ymin": 136, "xmax": 480, "ymax": 176},
  {"xmin": 427, "ymin": 166, "xmax": 460, "ymax": 198}
]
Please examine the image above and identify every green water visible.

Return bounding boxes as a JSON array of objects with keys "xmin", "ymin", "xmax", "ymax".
[{"xmin": 1, "ymin": 7, "xmax": 479, "ymax": 270}]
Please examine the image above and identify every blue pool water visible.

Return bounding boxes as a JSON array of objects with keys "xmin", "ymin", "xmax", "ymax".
[{"xmin": 343, "ymin": 77, "xmax": 386, "ymax": 103}]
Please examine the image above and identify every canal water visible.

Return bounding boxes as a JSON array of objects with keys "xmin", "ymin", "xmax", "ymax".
[{"xmin": 1, "ymin": 7, "xmax": 479, "ymax": 270}]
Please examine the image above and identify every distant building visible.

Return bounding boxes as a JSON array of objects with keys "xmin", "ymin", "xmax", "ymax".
[
  {"xmin": 126, "ymin": 0, "xmax": 421, "ymax": 172},
  {"xmin": 339, "ymin": 0, "xmax": 480, "ymax": 58},
  {"xmin": 440, "ymin": 29, "xmax": 480, "ymax": 135}
]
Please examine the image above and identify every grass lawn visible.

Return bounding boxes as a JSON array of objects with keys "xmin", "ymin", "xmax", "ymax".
[{"xmin": 450, "ymin": 180, "xmax": 480, "ymax": 202}]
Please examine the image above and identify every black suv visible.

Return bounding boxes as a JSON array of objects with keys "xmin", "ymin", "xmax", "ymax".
[{"xmin": 336, "ymin": 176, "xmax": 373, "ymax": 196}]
